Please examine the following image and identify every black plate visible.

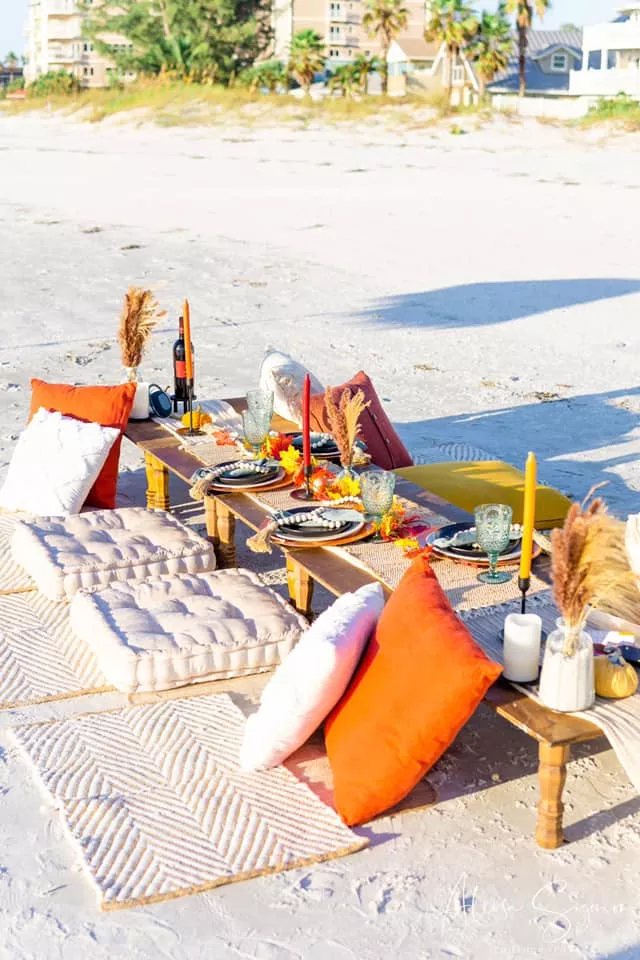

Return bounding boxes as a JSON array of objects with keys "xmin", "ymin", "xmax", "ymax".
[
  {"xmin": 272, "ymin": 506, "xmax": 351, "ymax": 540},
  {"xmin": 289, "ymin": 433, "xmax": 339, "ymax": 455},
  {"xmin": 214, "ymin": 464, "xmax": 280, "ymax": 487},
  {"xmin": 430, "ymin": 522, "xmax": 521, "ymax": 561}
]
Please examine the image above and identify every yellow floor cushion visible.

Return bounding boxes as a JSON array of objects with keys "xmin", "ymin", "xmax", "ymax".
[{"xmin": 395, "ymin": 461, "xmax": 571, "ymax": 528}]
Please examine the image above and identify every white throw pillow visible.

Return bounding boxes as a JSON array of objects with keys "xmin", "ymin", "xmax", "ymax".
[
  {"xmin": 259, "ymin": 348, "xmax": 324, "ymax": 426},
  {"xmin": 240, "ymin": 582, "xmax": 386, "ymax": 771},
  {"xmin": 0, "ymin": 408, "xmax": 119, "ymax": 517}
]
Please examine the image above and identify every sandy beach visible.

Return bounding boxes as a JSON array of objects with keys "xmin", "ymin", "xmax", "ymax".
[{"xmin": 1, "ymin": 110, "xmax": 640, "ymax": 959}]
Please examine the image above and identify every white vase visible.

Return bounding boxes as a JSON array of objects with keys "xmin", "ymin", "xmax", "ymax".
[
  {"xmin": 123, "ymin": 367, "xmax": 151, "ymax": 420},
  {"xmin": 539, "ymin": 618, "xmax": 595, "ymax": 713}
]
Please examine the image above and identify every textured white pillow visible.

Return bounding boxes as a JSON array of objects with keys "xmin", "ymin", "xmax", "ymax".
[
  {"xmin": 259, "ymin": 348, "xmax": 324, "ymax": 426},
  {"xmin": 0, "ymin": 408, "xmax": 119, "ymax": 517},
  {"xmin": 240, "ymin": 582, "xmax": 386, "ymax": 771}
]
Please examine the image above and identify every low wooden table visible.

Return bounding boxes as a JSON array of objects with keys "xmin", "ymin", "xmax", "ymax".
[{"xmin": 124, "ymin": 414, "xmax": 604, "ymax": 850}]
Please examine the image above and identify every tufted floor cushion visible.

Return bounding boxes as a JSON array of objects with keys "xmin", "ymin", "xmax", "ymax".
[
  {"xmin": 11, "ymin": 508, "xmax": 215, "ymax": 602},
  {"xmin": 70, "ymin": 570, "xmax": 309, "ymax": 694}
]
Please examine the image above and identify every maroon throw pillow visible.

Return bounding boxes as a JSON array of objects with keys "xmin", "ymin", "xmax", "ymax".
[{"xmin": 310, "ymin": 371, "xmax": 413, "ymax": 471}]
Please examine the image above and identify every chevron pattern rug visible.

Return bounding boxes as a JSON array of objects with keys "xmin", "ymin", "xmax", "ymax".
[
  {"xmin": 14, "ymin": 694, "xmax": 366, "ymax": 910},
  {"xmin": 0, "ymin": 513, "xmax": 34, "ymax": 595},
  {"xmin": 0, "ymin": 590, "xmax": 108, "ymax": 709}
]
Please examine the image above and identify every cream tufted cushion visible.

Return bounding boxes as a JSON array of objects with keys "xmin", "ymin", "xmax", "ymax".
[
  {"xmin": 11, "ymin": 508, "xmax": 215, "ymax": 602},
  {"xmin": 70, "ymin": 570, "xmax": 308, "ymax": 693}
]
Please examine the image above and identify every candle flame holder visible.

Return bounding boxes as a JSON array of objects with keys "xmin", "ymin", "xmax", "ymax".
[
  {"xmin": 291, "ymin": 465, "xmax": 316, "ymax": 501},
  {"xmin": 519, "ymin": 575, "xmax": 530, "ymax": 615}
]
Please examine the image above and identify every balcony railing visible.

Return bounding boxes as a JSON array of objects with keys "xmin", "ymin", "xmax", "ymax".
[
  {"xmin": 329, "ymin": 12, "xmax": 360, "ymax": 24},
  {"xmin": 569, "ymin": 65, "xmax": 640, "ymax": 95}
]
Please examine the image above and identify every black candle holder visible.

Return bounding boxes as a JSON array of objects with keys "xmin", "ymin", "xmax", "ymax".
[
  {"xmin": 184, "ymin": 380, "xmax": 195, "ymax": 434},
  {"xmin": 519, "ymin": 575, "xmax": 530, "ymax": 615},
  {"xmin": 291, "ymin": 464, "xmax": 315, "ymax": 501}
]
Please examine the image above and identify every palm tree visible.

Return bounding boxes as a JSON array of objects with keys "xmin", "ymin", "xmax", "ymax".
[
  {"xmin": 505, "ymin": 0, "xmax": 550, "ymax": 96},
  {"xmin": 468, "ymin": 5, "xmax": 512, "ymax": 99},
  {"xmin": 362, "ymin": 0, "xmax": 409, "ymax": 95},
  {"xmin": 287, "ymin": 30, "xmax": 325, "ymax": 97},
  {"xmin": 351, "ymin": 53, "xmax": 381, "ymax": 93},
  {"xmin": 425, "ymin": 0, "xmax": 478, "ymax": 107},
  {"xmin": 240, "ymin": 59, "xmax": 287, "ymax": 93},
  {"xmin": 328, "ymin": 63, "xmax": 359, "ymax": 98}
]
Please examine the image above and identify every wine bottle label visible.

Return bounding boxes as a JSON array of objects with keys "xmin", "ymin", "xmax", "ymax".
[{"xmin": 175, "ymin": 361, "xmax": 187, "ymax": 378}]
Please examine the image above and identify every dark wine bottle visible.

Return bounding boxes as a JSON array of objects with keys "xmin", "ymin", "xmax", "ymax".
[
  {"xmin": 173, "ymin": 316, "xmax": 187, "ymax": 402},
  {"xmin": 173, "ymin": 316, "xmax": 194, "ymax": 403}
]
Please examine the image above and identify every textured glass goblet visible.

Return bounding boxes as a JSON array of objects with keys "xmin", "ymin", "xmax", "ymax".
[
  {"xmin": 242, "ymin": 410, "xmax": 268, "ymax": 456},
  {"xmin": 474, "ymin": 503, "xmax": 513, "ymax": 585},
  {"xmin": 361, "ymin": 471, "xmax": 396, "ymax": 539},
  {"xmin": 246, "ymin": 389, "xmax": 274, "ymax": 428}
]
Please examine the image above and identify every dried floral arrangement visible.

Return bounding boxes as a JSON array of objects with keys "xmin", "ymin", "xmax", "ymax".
[
  {"xmin": 118, "ymin": 288, "xmax": 166, "ymax": 371},
  {"xmin": 324, "ymin": 387, "xmax": 370, "ymax": 470},
  {"xmin": 551, "ymin": 490, "xmax": 640, "ymax": 654}
]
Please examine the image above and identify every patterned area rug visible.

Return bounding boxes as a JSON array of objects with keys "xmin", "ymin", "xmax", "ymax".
[
  {"xmin": 0, "ymin": 591, "xmax": 109, "ymax": 709},
  {"xmin": 0, "ymin": 514, "xmax": 35, "ymax": 595},
  {"xmin": 14, "ymin": 694, "xmax": 366, "ymax": 910}
]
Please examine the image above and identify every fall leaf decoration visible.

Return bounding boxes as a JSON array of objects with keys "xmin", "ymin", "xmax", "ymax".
[
  {"xmin": 551, "ymin": 489, "xmax": 640, "ymax": 653},
  {"xmin": 118, "ymin": 288, "xmax": 166, "ymax": 369},
  {"xmin": 324, "ymin": 387, "xmax": 370, "ymax": 469}
]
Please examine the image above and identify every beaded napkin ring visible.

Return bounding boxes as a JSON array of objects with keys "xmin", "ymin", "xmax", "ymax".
[
  {"xmin": 247, "ymin": 496, "xmax": 362, "ymax": 553},
  {"xmin": 189, "ymin": 460, "xmax": 274, "ymax": 501}
]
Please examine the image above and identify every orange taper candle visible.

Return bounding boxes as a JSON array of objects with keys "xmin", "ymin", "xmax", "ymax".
[
  {"xmin": 519, "ymin": 452, "xmax": 537, "ymax": 581},
  {"xmin": 183, "ymin": 299, "xmax": 193, "ymax": 381}
]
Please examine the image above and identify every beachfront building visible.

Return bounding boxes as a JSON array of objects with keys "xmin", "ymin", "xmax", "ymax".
[
  {"xmin": 488, "ymin": 29, "xmax": 583, "ymax": 98},
  {"xmin": 568, "ymin": 5, "xmax": 640, "ymax": 97},
  {"xmin": 272, "ymin": 0, "xmax": 431, "ymax": 67},
  {"xmin": 24, "ymin": 0, "xmax": 124, "ymax": 88},
  {"xmin": 387, "ymin": 36, "xmax": 479, "ymax": 101}
]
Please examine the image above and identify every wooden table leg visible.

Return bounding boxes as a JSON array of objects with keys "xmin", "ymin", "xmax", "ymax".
[
  {"xmin": 536, "ymin": 742, "xmax": 570, "ymax": 850},
  {"xmin": 286, "ymin": 556, "xmax": 314, "ymax": 619},
  {"xmin": 204, "ymin": 495, "xmax": 219, "ymax": 550},
  {"xmin": 215, "ymin": 502, "xmax": 237, "ymax": 568},
  {"xmin": 144, "ymin": 452, "xmax": 170, "ymax": 511}
]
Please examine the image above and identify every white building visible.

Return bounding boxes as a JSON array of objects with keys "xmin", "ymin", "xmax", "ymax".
[
  {"xmin": 24, "ymin": 0, "xmax": 122, "ymax": 88},
  {"xmin": 569, "ymin": 5, "xmax": 640, "ymax": 97}
]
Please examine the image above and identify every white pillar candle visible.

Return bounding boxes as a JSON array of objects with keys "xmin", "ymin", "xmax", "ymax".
[{"xmin": 503, "ymin": 613, "xmax": 542, "ymax": 682}]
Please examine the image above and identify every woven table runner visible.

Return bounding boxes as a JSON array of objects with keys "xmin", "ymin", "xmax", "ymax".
[
  {"xmin": 461, "ymin": 594, "xmax": 640, "ymax": 794},
  {"xmin": 189, "ymin": 434, "xmax": 551, "ymax": 613},
  {"xmin": 245, "ymin": 484, "xmax": 550, "ymax": 614}
]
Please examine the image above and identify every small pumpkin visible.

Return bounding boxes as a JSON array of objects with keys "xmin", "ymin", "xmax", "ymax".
[
  {"xmin": 594, "ymin": 650, "xmax": 638, "ymax": 700},
  {"xmin": 181, "ymin": 405, "xmax": 212, "ymax": 431}
]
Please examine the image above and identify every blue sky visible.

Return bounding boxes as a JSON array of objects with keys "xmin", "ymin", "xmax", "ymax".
[{"xmin": 0, "ymin": 0, "xmax": 625, "ymax": 57}]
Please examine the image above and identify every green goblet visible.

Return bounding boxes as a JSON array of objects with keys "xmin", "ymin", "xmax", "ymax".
[{"xmin": 474, "ymin": 503, "xmax": 513, "ymax": 585}]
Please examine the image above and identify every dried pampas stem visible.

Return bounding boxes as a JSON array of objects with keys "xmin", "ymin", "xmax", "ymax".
[
  {"xmin": 551, "ymin": 493, "xmax": 640, "ymax": 654},
  {"xmin": 118, "ymin": 288, "xmax": 166, "ymax": 369},
  {"xmin": 324, "ymin": 387, "xmax": 369, "ymax": 469}
]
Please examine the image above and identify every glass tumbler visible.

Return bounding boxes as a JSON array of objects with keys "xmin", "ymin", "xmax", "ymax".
[
  {"xmin": 360, "ymin": 471, "xmax": 396, "ymax": 538},
  {"xmin": 246, "ymin": 389, "xmax": 274, "ymax": 429},
  {"xmin": 242, "ymin": 410, "xmax": 269, "ymax": 456}
]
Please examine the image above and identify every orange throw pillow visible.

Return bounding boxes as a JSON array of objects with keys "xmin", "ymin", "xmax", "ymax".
[
  {"xmin": 29, "ymin": 380, "xmax": 136, "ymax": 510},
  {"xmin": 310, "ymin": 371, "xmax": 413, "ymax": 471},
  {"xmin": 325, "ymin": 555, "xmax": 502, "ymax": 825}
]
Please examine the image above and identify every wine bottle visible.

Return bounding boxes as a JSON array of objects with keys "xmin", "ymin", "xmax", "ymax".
[
  {"xmin": 173, "ymin": 316, "xmax": 195, "ymax": 407},
  {"xmin": 173, "ymin": 316, "xmax": 187, "ymax": 404}
]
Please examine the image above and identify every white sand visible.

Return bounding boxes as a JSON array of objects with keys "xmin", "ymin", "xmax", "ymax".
[{"xmin": 0, "ymin": 111, "xmax": 640, "ymax": 959}]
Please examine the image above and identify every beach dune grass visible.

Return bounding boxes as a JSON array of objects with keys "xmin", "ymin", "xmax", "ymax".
[{"xmin": 0, "ymin": 78, "xmax": 478, "ymax": 127}]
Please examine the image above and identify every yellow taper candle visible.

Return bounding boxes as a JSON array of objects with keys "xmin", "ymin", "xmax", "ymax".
[
  {"xmin": 519, "ymin": 451, "xmax": 537, "ymax": 581},
  {"xmin": 183, "ymin": 299, "xmax": 193, "ymax": 381}
]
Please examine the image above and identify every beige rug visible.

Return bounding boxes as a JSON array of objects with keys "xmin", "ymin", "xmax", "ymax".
[
  {"xmin": 0, "ymin": 513, "xmax": 35, "ymax": 595},
  {"xmin": 0, "ymin": 591, "xmax": 109, "ymax": 709},
  {"xmin": 14, "ymin": 694, "xmax": 367, "ymax": 910}
]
